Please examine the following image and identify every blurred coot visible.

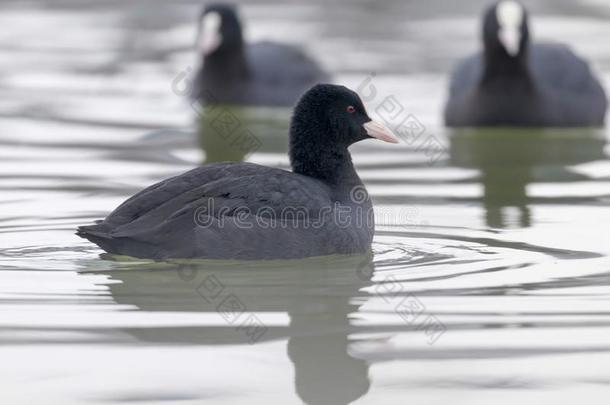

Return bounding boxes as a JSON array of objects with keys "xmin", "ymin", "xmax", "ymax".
[
  {"xmin": 77, "ymin": 84, "xmax": 399, "ymax": 260},
  {"xmin": 193, "ymin": 4, "xmax": 330, "ymax": 106},
  {"xmin": 445, "ymin": 0, "xmax": 607, "ymax": 127}
]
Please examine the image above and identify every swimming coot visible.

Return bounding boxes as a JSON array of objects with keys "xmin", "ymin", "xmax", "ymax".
[
  {"xmin": 444, "ymin": 0, "xmax": 607, "ymax": 127},
  {"xmin": 193, "ymin": 4, "xmax": 330, "ymax": 106},
  {"xmin": 77, "ymin": 84, "xmax": 398, "ymax": 260}
]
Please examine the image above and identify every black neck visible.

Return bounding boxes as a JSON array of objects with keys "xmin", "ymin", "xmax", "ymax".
[
  {"xmin": 202, "ymin": 46, "xmax": 249, "ymax": 80},
  {"xmin": 290, "ymin": 144, "xmax": 362, "ymax": 189},
  {"xmin": 481, "ymin": 46, "xmax": 532, "ymax": 87}
]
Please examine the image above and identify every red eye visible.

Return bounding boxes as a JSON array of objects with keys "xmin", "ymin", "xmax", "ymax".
[{"xmin": 347, "ymin": 105, "xmax": 356, "ymax": 113}]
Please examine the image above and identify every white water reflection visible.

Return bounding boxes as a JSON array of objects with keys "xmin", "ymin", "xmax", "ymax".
[{"xmin": 1, "ymin": 0, "xmax": 610, "ymax": 404}]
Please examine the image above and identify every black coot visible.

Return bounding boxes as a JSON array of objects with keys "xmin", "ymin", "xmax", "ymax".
[
  {"xmin": 193, "ymin": 4, "xmax": 330, "ymax": 106},
  {"xmin": 445, "ymin": 0, "xmax": 607, "ymax": 127},
  {"xmin": 77, "ymin": 84, "xmax": 399, "ymax": 260}
]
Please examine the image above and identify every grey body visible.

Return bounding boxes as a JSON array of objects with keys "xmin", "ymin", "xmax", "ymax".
[{"xmin": 78, "ymin": 163, "xmax": 373, "ymax": 260}]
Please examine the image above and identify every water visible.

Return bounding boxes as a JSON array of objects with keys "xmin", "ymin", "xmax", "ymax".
[{"xmin": 2, "ymin": 0, "xmax": 610, "ymax": 403}]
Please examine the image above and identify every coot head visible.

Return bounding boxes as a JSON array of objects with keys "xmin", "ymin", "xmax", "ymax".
[
  {"xmin": 483, "ymin": 1, "xmax": 529, "ymax": 61},
  {"xmin": 291, "ymin": 84, "xmax": 398, "ymax": 147},
  {"xmin": 290, "ymin": 84, "xmax": 398, "ymax": 180},
  {"xmin": 198, "ymin": 4, "xmax": 244, "ymax": 56}
]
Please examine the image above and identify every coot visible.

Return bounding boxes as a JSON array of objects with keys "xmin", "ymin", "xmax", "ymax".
[
  {"xmin": 444, "ymin": 0, "xmax": 607, "ymax": 127},
  {"xmin": 77, "ymin": 84, "xmax": 399, "ymax": 260},
  {"xmin": 193, "ymin": 4, "xmax": 330, "ymax": 106}
]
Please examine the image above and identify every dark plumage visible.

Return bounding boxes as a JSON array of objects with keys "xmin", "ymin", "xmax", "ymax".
[
  {"xmin": 193, "ymin": 4, "xmax": 330, "ymax": 106},
  {"xmin": 445, "ymin": 0, "xmax": 607, "ymax": 127},
  {"xmin": 77, "ymin": 84, "xmax": 399, "ymax": 260}
]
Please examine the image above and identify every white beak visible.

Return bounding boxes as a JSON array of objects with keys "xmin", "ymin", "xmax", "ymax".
[
  {"xmin": 199, "ymin": 12, "xmax": 222, "ymax": 55},
  {"xmin": 499, "ymin": 27, "xmax": 521, "ymax": 57},
  {"xmin": 363, "ymin": 120, "xmax": 400, "ymax": 144}
]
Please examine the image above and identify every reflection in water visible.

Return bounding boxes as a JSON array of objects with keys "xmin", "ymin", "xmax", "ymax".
[
  {"xmin": 84, "ymin": 254, "xmax": 374, "ymax": 405},
  {"xmin": 450, "ymin": 129, "xmax": 606, "ymax": 228},
  {"xmin": 286, "ymin": 258, "xmax": 372, "ymax": 405},
  {"xmin": 197, "ymin": 105, "xmax": 290, "ymax": 163},
  {"xmin": 3, "ymin": 0, "xmax": 610, "ymax": 402}
]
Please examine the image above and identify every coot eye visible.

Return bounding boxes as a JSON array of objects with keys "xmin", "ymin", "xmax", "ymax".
[{"xmin": 346, "ymin": 106, "xmax": 356, "ymax": 113}]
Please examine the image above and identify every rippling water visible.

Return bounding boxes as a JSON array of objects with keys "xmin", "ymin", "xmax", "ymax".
[{"xmin": 2, "ymin": 0, "xmax": 610, "ymax": 404}]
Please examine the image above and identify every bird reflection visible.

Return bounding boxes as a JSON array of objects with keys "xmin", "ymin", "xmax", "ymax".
[
  {"xmin": 196, "ymin": 104, "xmax": 290, "ymax": 163},
  {"xmin": 85, "ymin": 254, "xmax": 374, "ymax": 404},
  {"xmin": 450, "ymin": 128, "xmax": 606, "ymax": 228}
]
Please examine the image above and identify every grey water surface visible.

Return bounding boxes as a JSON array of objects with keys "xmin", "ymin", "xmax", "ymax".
[{"xmin": 1, "ymin": 0, "xmax": 610, "ymax": 404}]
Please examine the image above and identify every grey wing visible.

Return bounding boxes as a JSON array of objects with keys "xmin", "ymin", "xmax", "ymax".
[
  {"xmin": 447, "ymin": 53, "xmax": 483, "ymax": 99},
  {"xmin": 102, "ymin": 163, "xmax": 330, "ymax": 230},
  {"xmin": 78, "ymin": 162, "xmax": 334, "ymax": 258},
  {"xmin": 530, "ymin": 43, "xmax": 607, "ymax": 123},
  {"xmin": 245, "ymin": 42, "xmax": 331, "ymax": 105},
  {"xmin": 530, "ymin": 43, "xmax": 600, "ymax": 93},
  {"xmin": 248, "ymin": 42, "xmax": 330, "ymax": 83},
  {"xmin": 98, "ymin": 163, "xmax": 257, "ymax": 229},
  {"xmin": 444, "ymin": 53, "xmax": 483, "ymax": 125}
]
